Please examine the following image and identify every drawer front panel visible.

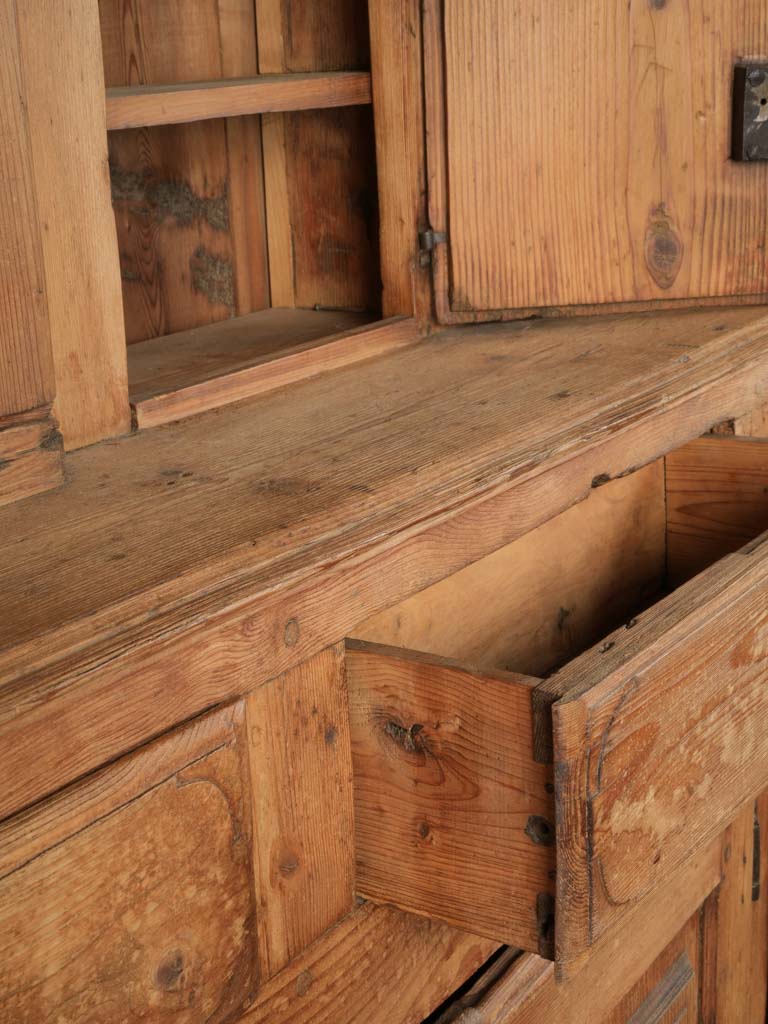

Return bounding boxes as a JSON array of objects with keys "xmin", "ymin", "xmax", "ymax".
[{"xmin": 552, "ymin": 539, "xmax": 768, "ymax": 968}]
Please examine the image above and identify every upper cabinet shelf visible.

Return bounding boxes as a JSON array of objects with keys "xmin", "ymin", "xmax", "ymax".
[{"xmin": 105, "ymin": 71, "xmax": 372, "ymax": 130}]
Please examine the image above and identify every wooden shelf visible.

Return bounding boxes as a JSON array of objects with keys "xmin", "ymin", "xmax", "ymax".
[
  {"xmin": 105, "ymin": 71, "xmax": 373, "ymax": 129},
  {"xmin": 127, "ymin": 309, "xmax": 420, "ymax": 429}
]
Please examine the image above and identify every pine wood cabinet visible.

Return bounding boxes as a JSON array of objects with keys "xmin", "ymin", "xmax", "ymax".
[{"xmin": 2, "ymin": 1, "xmax": 768, "ymax": 1021}]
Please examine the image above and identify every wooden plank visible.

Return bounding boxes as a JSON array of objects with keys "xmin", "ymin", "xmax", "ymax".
[
  {"xmin": 347, "ymin": 641, "xmax": 554, "ymax": 954},
  {"xmin": 17, "ymin": 0, "xmax": 130, "ymax": 449},
  {"xmin": 0, "ymin": 704, "xmax": 256, "ymax": 1022},
  {"xmin": 666, "ymin": 436, "xmax": 768, "ymax": 585},
  {"xmin": 106, "ymin": 72, "xmax": 373, "ymax": 129},
  {"xmin": 443, "ymin": 836, "xmax": 722, "ymax": 1023},
  {"xmin": 129, "ymin": 313, "xmax": 418, "ymax": 429},
  {"xmin": 2, "ymin": 308, "xmax": 768, "ymax": 817},
  {"xmin": 548, "ymin": 531, "xmax": 768, "ymax": 972},
  {"xmin": 0, "ymin": 0, "xmax": 55, "ymax": 421},
  {"xmin": 246, "ymin": 645, "xmax": 355, "ymax": 978},
  {"xmin": 427, "ymin": 0, "xmax": 768, "ymax": 319},
  {"xmin": 0, "ymin": 410, "xmax": 63, "ymax": 509},
  {"xmin": 242, "ymin": 901, "xmax": 496, "ymax": 1024},
  {"xmin": 356, "ymin": 462, "xmax": 666, "ymax": 677}
]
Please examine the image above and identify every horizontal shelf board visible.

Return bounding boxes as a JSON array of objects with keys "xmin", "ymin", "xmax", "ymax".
[
  {"xmin": 105, "ymin": 71, "xmax": 373, "ymax": 129},
  {"xmin": 128, "ymin": 310, "xmax": 419, "ymax": 429}
]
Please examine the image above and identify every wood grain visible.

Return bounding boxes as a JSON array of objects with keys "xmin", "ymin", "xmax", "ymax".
[
  {"xmin": 347, "ymin": 641, "xmax": 554, "ymax": 954},
  {"xmin": 106, "ymin": 72, "xmax": 372, "ymax": 129},
  {"xmin": 427, "ymin": 0, "xmax": 768, "ymax": 320},
  {"xmin": 0, "ymin": 409, "xmax": 63, "ymax": 508},
  {"xmin": 247, "ymin": 645, "xmax": 355, "ymax": 978},
  {"xmin": 2, "ymin": 309, "xmax": 768, "ymax": 819},
  {"xmin": 17, "ymin": 0, "xmax": 130, "ymax": 448},
  {"xmin": 666, "ymin": 436, "xmax": 768, "ymax": 585},
  {"xmin": 0, "ymin": 704, "xmax": 256, "ymax": 1022},
  {"xmin": 549, "ymin": 532, "xmax": 768, "ymax": 970},
  {"xmin": 129, "ymin": 313, "xmax": 418, "ymax": 429}
]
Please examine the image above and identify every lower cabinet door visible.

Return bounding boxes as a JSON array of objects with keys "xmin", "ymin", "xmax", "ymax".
[
  {"xmin": 0, "ymin": 704, "xmax": 257, "ymax": 1023},
  {"xmin": 347, "ymin": 528, "xmax": 768, "ymax": 974}
]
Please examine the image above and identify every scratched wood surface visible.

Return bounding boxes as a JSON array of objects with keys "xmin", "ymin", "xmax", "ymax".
[
  {"xmin": 0, "ymin": 704, "xmax": 256, "ymax": 1023},
  {"xmin": 427, "ymin": 0, "xmax": 768, "ymax": 320},
  {"xmin": 348, "ymin": 641, "xmax": 554, "ymax": 954},
  {"xmin": 547, "ymin": 532, "xmax": 768, "ymax": 970},
  {"xmin": 3, "ymin": 308, "xmax": 768, "ymax": 820}
]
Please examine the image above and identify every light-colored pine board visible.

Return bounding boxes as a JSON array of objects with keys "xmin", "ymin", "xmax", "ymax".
[
  {"xmin": 2, "ymin": 309, "xmax": 768, "ymax": 818},
  {"xmin": 247, "ymin": 645, "xmax": 355, "ymax": 978},
  {"xmin": 128, "ymin": 311, "xmax": 417, "ymax": 429},
  {"xmin": 106, "ymin": 72, "xmax": 372, "ymax": 129},
  {"xmin": 427, "ymin": 0, "xmax": 768, "ymax": 320},
  {"xmin": 348, "ymin": 641, "xmax": 554, "ymax": 954},
  {"xmin": 666, "ymin": 436, "xmax": 768, "ymax": 585},
  {"xmin": 17, "ymin": 0, "xmax": 130, "ymax": 449}
]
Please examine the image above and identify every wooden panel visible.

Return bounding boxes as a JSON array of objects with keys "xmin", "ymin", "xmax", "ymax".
[
  {"xmin": 666, "ymin": 436, "xmax": 768, "ymax": 585},
  {"xmin": 0, "ymin": 0, "xmax": 55, "ymax": 420},
  {"xmin": 17, "ymin": 0, "xmax": 130, "ymax": 449},
  {"xmin": 0, "ymin": 409, "xmax": 63, "ymax": 508},
  {"xmin": 243, "ymin": 901, "xmax": 495, "ymax": 1024},
  {"xmin": 428, "ymin": 0, "xmax": 768, "ymax": 319},
  {"xmin": 356, "ymin": 462, "xmax": 666, "ymax": 676},
  {"xmin": 101, "ymin": 0, "xmax": 269, "ymax": 342},
  {"xmin": 3, "ymin": 309, "xmax": 768, "ymax": 820},
  {"xmin": 347, "ymin": 641, "xmax": 554, "ymax": 954},
  {"xmin": 106, "ymin": 72, "xmax": 373, "ymax": 129},
  {"xmin": 548, "ymin": 532, "xmax": 768, "ymax": 971},
  {"xmin": 246, "ymin": 645, "xmax": 355, "ymax": 977},
  {"xmin": 129, "ymin": 313, "xmax": 417, "ymax": 430},
  {"xmin": 0, "ymin": 705, "xmax": 256, "ymax": 1022}
]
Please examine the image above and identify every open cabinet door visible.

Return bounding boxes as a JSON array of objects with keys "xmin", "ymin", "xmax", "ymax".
[{"xmin": 423, "ymin": 0, "xmax": 768, "ymax": 323}]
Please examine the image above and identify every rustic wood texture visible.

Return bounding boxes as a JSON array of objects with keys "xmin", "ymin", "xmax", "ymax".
[
  {"xmin": 129, "ymin": 312, "xmax": 418, "ymax": 429},
  {"xmin": 356, "ymin": 462, "xmax": 666, "ymax": 677},
  {"xmin": 243, "ymin": 901, "xmax": 496, "ymax": 1024},
  {"xmin": 548, "ymin": 532, "xmax": 768, "ymax": 971},
  {"xmin": 0, "ymin": 0, "xmax": 55, "ymax": 421},
  {"xmin": 2, "ymin": 309, "xmax": 768, "ymax": 819},
  {"xmin": 106, "ymin": 71, "xmax": 372, "ymax": 129},
  {"xmin": 735, "ymin": 402, "xmax": 768, "ymax": 438},
  {"xmin": 436, "ymin": 836, "xmax": 722, "ymax": 1023},
  {"xmin": 0, "ymin": 410, "xmax": 63, "ymax": 509},
  {"xmin": 17, "ymin": 0, "xmax": 130, "ymax": 448},
  {"xmin": 247, "ymin": 645, "xmax": 355, "ymax": 978},
  {"xmin": 426, "ymin": 0, "xmax": 768, "ymax": 320},
  {"xmin": 0, "ymin": 704, "xmax": 256, "ymax": 1022},
  {"xmin": 347, "ymin": 641, "xmax": 554, "ymax": 954},
  {"xmin": 100, "ymin": 0, "xmax": 270, "ymax": 342},
  {"xmin": 666, "ymin": 436, "xmax": 768, "ymax": 585}
]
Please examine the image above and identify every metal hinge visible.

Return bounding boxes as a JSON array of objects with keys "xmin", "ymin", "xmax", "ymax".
[{"xmin": 418, "ymin": 228, "xmax": 447, "ymax": 266}]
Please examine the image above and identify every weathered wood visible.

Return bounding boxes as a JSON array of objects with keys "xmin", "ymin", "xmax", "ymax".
[
  {"xmin": 347, "ymin": 641, "xmax": 554, "ymax": 954},
  {"xmin": 246, "ymin": 645, "xmax": 355, "ymax": 978},
  {"xmin": 18, "ymin": 0, "xmax": 130, "ymax": 448},
  {"xmin": 426, "ymin": 0, "xmax": 768, "ymax": 320},
  {"xmin": 0, "ymin": 704, "xmax": 256, "ymax": 1022},
  {"xmin": 128, "ymin": 313, "xmax": 418, "ymax": 429},
  {"xmin": 548, "ymin": 532, "xmax": 768, "ymax": 971},
  {"xmin": 2, "ymin": 309, "xmax": 768, "ymax": 819},
  {"xmin": 0, "ymin": 409, "xmax": 63, "ymax": 508},
  {"xmin": 106, "ymin": 72, "xmax": 372, "ymax": 129},
  {"xmin": 666, "ymin": 436, "xmax": 768, "ymax": 585}
]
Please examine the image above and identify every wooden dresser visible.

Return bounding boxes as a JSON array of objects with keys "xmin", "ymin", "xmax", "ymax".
[{"xmin": 2, "ymin": 2, "xmax": 768, "ymax": 1021}]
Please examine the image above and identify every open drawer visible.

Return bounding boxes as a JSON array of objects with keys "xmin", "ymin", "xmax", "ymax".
[{"xmin": 346, "ymin": 436, "xmax": 768, "ymax": 974}]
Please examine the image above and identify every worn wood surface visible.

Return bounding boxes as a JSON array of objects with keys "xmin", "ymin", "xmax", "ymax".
[
  {"xmin": 129, "ymin": 313, "xmax": 417, "ymax": 429},
  {"xmin": 0, "ymin": 409, "xmax": 63, "ymax": 509},
  {"xmin": 247, "ymin": 645, "xmax": 354, "ymax": 979},
  {"xmin": 426, "ymin": 0, "xmax": 768, "ymax": 320},
  {"xmin": 357, "ymin": 462, "xmax": 665, "ymax": 677},
  {"xmin": 548, "ymin": 532, "xmax": 768, "ymax": 971},
  {"xmin": 2, "ymin": 310, "xmax": 768, "ymax": 820},
  {"xmin": 666, "ymin": 436, "xmax": 768, "ymax": 585},
  {"xmin": 348, "ymin": 641, "xmax": 553, "ymax": 953},
  {"xmin": 0, "ymin": 704, "xmax": 256, "ymax": 1022},
  {"xmin": 106, "ymin": 72, "xmax": 372, "ymax": 129},
  {"xmin": 18, "ymin": 0, "xmax": 130, "ymax": 449}
]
